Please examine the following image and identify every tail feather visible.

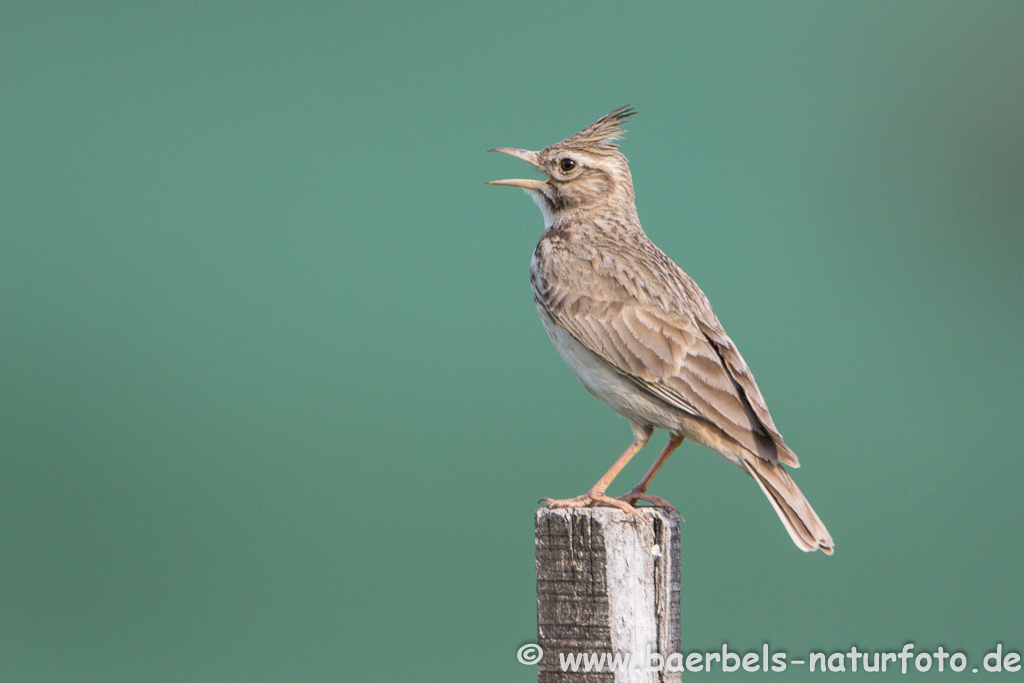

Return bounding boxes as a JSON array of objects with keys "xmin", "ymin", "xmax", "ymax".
[{"xmin": 744, "ymin": 455, "xmax": 834, "ymax": 554}]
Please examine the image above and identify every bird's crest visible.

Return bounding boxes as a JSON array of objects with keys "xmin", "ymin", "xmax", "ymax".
[{"xmin": 552, "ymin": 105, "xmax": 636, "ymax": 154}]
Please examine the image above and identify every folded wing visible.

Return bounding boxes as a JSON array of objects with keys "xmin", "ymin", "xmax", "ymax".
[{"xmin": 549, "ymin": 294, "xmax": 798, "ymax": 467}]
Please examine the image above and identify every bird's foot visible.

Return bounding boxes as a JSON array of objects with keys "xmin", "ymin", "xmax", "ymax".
[
  {"xmin": 616, "ymin": 488, "xmax": 683, "ymax": 519},
  {"xmin": 541, "ymin": 492, "xmax": 653, "ymax": 532}
]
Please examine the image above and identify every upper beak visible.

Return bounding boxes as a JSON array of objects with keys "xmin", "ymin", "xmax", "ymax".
[{"xmin": 486, "ymin": 148, "xmax": 547, "ymax": 189}]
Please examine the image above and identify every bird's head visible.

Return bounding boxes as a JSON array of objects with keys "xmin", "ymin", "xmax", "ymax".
[{"xmin": 487, "ymin": 106, "xmax": 638, "ymax": 227}]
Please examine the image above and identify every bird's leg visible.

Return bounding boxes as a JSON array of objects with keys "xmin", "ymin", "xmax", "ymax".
[
  {"xmin": 618, "ymin": 435, "xmax": 684, "ymax": 514},
  {"xmin": 541, "ymin": 424, "xmax": 653, "ymax": 529}
]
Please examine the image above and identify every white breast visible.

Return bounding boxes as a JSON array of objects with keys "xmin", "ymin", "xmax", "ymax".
[{"xmin": 534, "ymin": 303, "xmax": 683, "ymax": 433}]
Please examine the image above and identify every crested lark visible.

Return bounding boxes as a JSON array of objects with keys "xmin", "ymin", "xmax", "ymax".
[{"xmin": 488, "ymin": 106, "xmax": 834, "ymax": 554}]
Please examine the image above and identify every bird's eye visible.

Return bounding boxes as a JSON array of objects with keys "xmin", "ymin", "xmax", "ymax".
[{"xmin": 559, "ymin": 158, "xmax": 577, "ymax": 172}]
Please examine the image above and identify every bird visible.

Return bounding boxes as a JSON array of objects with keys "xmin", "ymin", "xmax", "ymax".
[{"xmin": 487, "ymin": 105, "xmax": 834, "ymax": 554}]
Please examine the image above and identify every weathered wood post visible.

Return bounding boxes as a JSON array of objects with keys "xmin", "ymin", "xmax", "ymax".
[{"xmin": 535, "ymin": 507, "xmax": 682, "ymax": 683}]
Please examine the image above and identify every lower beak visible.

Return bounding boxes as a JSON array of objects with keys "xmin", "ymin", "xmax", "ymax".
[{"xmin": 486, "ymin": 147, "xmax": 548, "ymax": 189}]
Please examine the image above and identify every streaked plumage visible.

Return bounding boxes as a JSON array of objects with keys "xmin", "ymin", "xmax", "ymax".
[{"xmin": 488, "ymin": 106, "xmax": 833, "ymax": 554}]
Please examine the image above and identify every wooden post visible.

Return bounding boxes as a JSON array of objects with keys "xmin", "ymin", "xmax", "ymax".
[{"xmin": 535, "ymin": 507, "xmax": 681, "ymax": 683}]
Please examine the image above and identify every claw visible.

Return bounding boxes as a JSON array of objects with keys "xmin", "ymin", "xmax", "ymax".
[
  {"xmin": 542, "ymin": 492, "xmax": 654, "ymax": 533},
  {"xmin": 617, "ymin": 489, "xmax": 683, "ymax": 520}
]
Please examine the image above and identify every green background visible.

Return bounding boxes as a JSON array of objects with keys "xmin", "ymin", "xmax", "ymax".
[{"xmin": 2, "ymin": 2, "xmax": 1021, "ymax": 681}]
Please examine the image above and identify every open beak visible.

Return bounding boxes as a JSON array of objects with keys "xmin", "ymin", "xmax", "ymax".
[{"xmin": 486, "ymin": 148, "xmax": 547, "ymax": 189}]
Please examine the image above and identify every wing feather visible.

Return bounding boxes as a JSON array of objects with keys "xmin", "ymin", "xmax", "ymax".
[{"xmin": 547, "ymin": 291, "xmax": 797, "ymax": 466}]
